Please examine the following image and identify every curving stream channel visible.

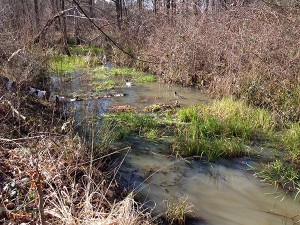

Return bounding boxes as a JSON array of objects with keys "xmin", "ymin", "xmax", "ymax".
[{"xmin": 51, "ymin": 68, "xmax": 300, "ymax": 225}]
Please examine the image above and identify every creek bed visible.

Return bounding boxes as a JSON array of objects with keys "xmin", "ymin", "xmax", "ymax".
[{"xmin": 51, "ymin": 69, "xmax": 300, "ymax": 225}]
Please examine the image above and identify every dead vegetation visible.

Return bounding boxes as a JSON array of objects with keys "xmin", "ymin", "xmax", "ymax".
[
  {"xmin": 1, "ymin": 0, "xmax": 299, "ymax": 224},
  {"xmin": 0, "ymin": 133, "xmax": 152, "ymax": 224},
  {"xmin": 116, "ymin": 7, "xmax": 300, "ymax": 123}
]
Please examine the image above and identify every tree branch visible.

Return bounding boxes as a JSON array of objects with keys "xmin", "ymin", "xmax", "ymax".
[
  {"xmin": 72, "ymin": 0, "xmax": 159, "ymax": 64},
  {"xmin": 33, "ymin": 8, "xmax": 74, "ymax": 44}
]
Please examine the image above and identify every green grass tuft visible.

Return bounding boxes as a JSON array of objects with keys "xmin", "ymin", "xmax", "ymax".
[
  {"xmin": 94, "ymin": 80, "xmax": 116, "ymax": 91},
  {"xmin": 207, "ymin": 98, "xmax": 276, "ymax": 140},
  {"xmin": 282, "ymin": 124, "xmax": 300, "ymax": 162},
  {"xmin": 174, "ymin": 98, "xmax": 275, "ymax": 161},
  {"xmin": 254, "ymin": 160, "xmax": 300, "ymax": 192},
  {"xmin": 49, "ymin": 55, "xmax": 87, "ymax": 73},
  {"xmin": 92, "ymin": 66, "xmax": 156, "ymax": 83},
  {"xmin": 69, "ymin": 45, "xmax": 105, "ymax": 55},
  {"xmin": 164, "ymin": 197, "xmax": 193, "ymax": 225},
  {"xmin": 105, "ymin": 113, "xmax": 162, "ymax": 140}
]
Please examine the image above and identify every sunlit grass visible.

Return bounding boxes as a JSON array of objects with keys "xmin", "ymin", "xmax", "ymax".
[
  {"xmin": 282, "ymin": 124, "xmax": 300, "ymax": 162},
  {"xmin": 49, "ymin": 55, "xmax": 87, "ymax": 73},
  {"xmin": 164, "ymin": 197, "xmax": 193, "ymax": 225},
  {"xmin": 105, "ymin": 113, "xmax": 162, "ymax": 140},
  {"xmin": 174, "ymin": 98, "xmax": 276, "ymax": 161},
  {"xmin": 145, "ymin": 129, "xmax": 159, "ymax": 140},
  {"xmin": 94, "ymin": 80, "xmax": 116, "ymax": 91},
  {"xmin": 49, "ymin": 46, "xmax": 105, "ymax": 73},
  {"xmin": 175, "ymin": 111, "xmax": 246, "ymax": 161},
  {"xmin": 207, "ymin": 98, "xmax": 276, "ymax": 140},
  {"xmin": 92, "ymin": 66, "xmax": 156, "ymax": 82},
  {"xmin": 254, "ymin": 160, "xmax": 300, "ymax": 192},
  {"xmin": 69, "ymin": 45, "xmax": 104, "ymax": 55}
]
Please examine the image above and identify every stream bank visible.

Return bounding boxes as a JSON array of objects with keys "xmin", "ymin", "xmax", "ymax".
[{"xmin": 49, "ymin": 59, "xmax": 300, "ymax": 225}]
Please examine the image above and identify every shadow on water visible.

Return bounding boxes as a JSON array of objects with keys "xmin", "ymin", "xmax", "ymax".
[{"xmin": 51, "ymin": 69, "xmax": 300, "ymax": 225}]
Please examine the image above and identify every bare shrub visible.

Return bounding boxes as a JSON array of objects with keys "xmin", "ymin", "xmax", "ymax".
[
  {"xmin": 118, "ymin": 7, "xmax": 300, "ymax": 122},
  {"xmin": 0, "ymin": 134, "xmax": 152, "ymax": 224}
]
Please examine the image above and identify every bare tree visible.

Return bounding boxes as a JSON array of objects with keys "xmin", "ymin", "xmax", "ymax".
[
  {"xmin": 60, "ymin": 0, "xmax": 70, "ymax": 55},
  {"xmin": 114, "ymin": 0, "xmax": 123, "ymax": 29},
  {"xmin": 138, "ymin": 0, "xmax": 144, "ymax": 10},
  {"xmin": 73, "ymin": 4, "xmax": 79, "ymax": 44},
  {"xmin": 33, "ymin": 0, "xmax": 40, "ymax": 30},
  {"xmin": 89, "ymin": 0, "xmax": 94, "ymax": 17}
]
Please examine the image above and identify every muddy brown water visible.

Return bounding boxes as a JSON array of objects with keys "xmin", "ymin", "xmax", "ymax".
[
  {"xmin": 118, "ymin": 138, "xmax": 300, "ymax": 225},
  {"xmin": 52, "ymin": 69, "xmax": 300, "ymax": 225}
]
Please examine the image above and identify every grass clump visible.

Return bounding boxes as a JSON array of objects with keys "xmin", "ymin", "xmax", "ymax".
[
  {"xmin": 254, "ymin": 160, "xmax": 300, "ymax": 192},
  {"xmin": 207, "ymin": 98, "xmax": 276, "ymax": 140},
  {"xmin": 49, "ymin": 55, "xmax": 87, "ymax": 73},
  {"xmin": 282, "ymin": 124, "xmax": 300, "ymax": 162},
  {"xmin": 69, "ymin": 45, "xmax": 104, "ymax": 56},
  {"xmin": 145, "ymin": 129, "xmax": 159, "ymax": 140},
  {"xmin": 91, "ymin": 66, "xmax": 156, "ymax": 91},
  {"xmin": 164, "ymin": 197, "xmax": 193, "ymax": 225},
  {"xmin": 105, "ymin": 113, "xmax": 162, "ymax": 140},
  {"xmin": 174, "ymin": 98, "xmax": 275, "ymax": 161},
  {"xmin": 133, "ymin": 74, "xmax": 156, "ymax": 83},
  {"xmin": 175, "ymin": 110, "xmax": 245, "ymax": 161},
  {"xmin": 94, "ymin": 79, "xmax": 116, "ymax": 91},
  {"xmin": 92, "ymin": 66, "xmax": 156, "ymax": 83},
  {"xmin": 49, "ymin": 46, "xmax": 105, "ymax": 74}
]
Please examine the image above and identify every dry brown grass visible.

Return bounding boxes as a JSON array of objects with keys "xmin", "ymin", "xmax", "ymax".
[
  {"xmin": 116, "ymin": 7, "xmax": 300, "ymax": 123},
  {"xmin": 0, "ymin": 132, "xmax": 152, "ymax": 224}
]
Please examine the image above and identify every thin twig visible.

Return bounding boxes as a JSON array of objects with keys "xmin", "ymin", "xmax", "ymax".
[
  {"xmin": 1, "ymin": 100, "xmax": 26, "ymax": 121},
  {"xmin": 0, "ymin": 135, "xmax": 45, "ymax": 142}
]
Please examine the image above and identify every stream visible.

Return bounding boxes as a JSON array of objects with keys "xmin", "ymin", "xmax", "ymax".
[{"xmin": 51, "ymin": 68, "xmax": 300, "ymax": 225}]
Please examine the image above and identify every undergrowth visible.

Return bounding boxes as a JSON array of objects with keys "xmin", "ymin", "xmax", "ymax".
[{"xmin": 117, "ymin": 7, "xmax": 300, "ymax": 122}]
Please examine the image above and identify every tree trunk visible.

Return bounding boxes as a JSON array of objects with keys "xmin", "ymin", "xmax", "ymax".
[
  {"xmin": 89, "ymin": 0, "xmax": 94, "ymax": 18},
  {"xmin": 122, "ymin": 0, "xmax": 127, "ymax": 17},
  {"xmin": 166, "ymin": 0, "xmax": 171, "ymax": 9},
  {"xmin": 201, "ymin": 0, "xmax": 208, "ymax": 13},
  {"xmin": 208, "ymin": 0, "xmax": 214, "ymax": 12},
  {"xmin": 33, "ymin": 0, "xmax": 40, "ymax": 30},
  {"xmin": 171, "ymin": 0, "xmax": 176, "ymax": 13},
  {"xmin": 166, "ymin": 0, "xmax": 171, "ymax": 14},
  {"xmin": 138, "ymin": 0, "xmax": 143, "ymax": 10},
  {"xmin": 73, "ymin": 4, "xmax": 79, "ymax": 45},
  {"xmin": 115, "ymin": 0, "xmax": 122, "ymax": 29},
  {"xmin": 60, "ymin": 0, "xmax": 70, "ymax": 55},
  {"xmin": 51, "ymin": 0, "xmax": 60, "ymax": 30}
]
